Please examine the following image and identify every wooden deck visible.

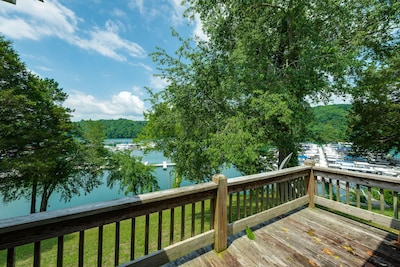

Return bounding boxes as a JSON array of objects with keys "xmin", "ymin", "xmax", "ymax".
[{"xmin": 164, "ymin": 207, "xmax": 400, "ymax": 267}]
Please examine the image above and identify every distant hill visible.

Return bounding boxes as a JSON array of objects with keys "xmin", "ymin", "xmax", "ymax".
[
  {"xmin": 307, "ymin": 104, "xmax": 352, "ymax": 144},
  {"xmin": 74, "ymin": 104, "xmax": 351, "ymax": 142},
  {"xmin": 74, "ymin": 119, "xmax": 147, "ymax": 139}
]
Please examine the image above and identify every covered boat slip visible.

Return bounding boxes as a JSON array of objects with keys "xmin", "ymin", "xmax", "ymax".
[{"xmin": 165, "ymin": 207, "xmax": 400, "ymax": 267}]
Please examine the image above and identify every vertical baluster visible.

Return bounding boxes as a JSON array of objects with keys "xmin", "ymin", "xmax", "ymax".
[
  {"xmin": 170, "ymin": 208, "xmax": 175, "ymax": 244},
  {"xmin": 271, "ymin": 183, "xmax": 275, "ymax": 207},
  {"xmin": 191, "ymin": 203, "xmax": 195, "ymax": 237},
  {"xmin": 181, "ymin": 205, "xmax": 185, "ymax": 241},
  {"xmin": 158, "ymin": 211, "xmax": 162, "ymax": 250},
  {"xmin": 394, "ymin": 191, "xmax": 399, "ymax": 220},
  {"xmin": 329, "ymin": 179, "xmax": 333, "ymax": 200},
  {"xmin": 336, "ymin": 180, "xmax": 340, "ymax": 202},
  {"xmin": 130, "ymin": 218, "xmax": 136, "ymax": 260},
  {"xmin": 57, "ymin": 236, "xmax": 64, "ymax": 267},
  {"xmin": 356, "ymin": 184, "xmax": 361, "ymax": 208},
  {"xmin": 243, "ymin": 190, "xmax": 247, "ymax": 217},
  {"xmin": 255, "ymin": 187, "xmax": 259, "ymax": 213},
  {"xmin": 282, "ymin": 182, "xmax": 286, "ymax": 203},
  {"xmin": 321, "ymin": 177, "xmax": 325, "ymax": 198},
  {"xmin": 380, "ymin": 188, "xmax": 385, "ymax": 214},
  {"xmin": 34, "ymin": 241, "xmax": 41, "ymax": 267},
  {"xmin": 78, "ymin": 231, "xmax": 84, "ymax": 267},
  {"xmin": 346, "ymin": 182, "xmax": 350, "ymax": 205},
  {"xmin": 210, "ymin": 198, "xmax": 215, "ymax": 229},
  {"xmin": 266, "ymin": 184, "xmax": 270, "ymax": 209},
  {"xmin": 249, "ymin": 189, "xmax": 253, "ymax": 215},
  {"xmin": 236, "ymin": 191, "xmax": 240, "ymax": 220},
  {"xmin": 314, "ymin": 176, "xmax": 318, "ymax": 196},
  {"xmin": 145, "ymin": 214, "xmax": 150, "ymax": 255},
  {"xmin": 7, "ymin": 247, "xmax": 15, "ymax": 267},
  {"xmin": 276, "ymin": 183, "xmax": 280, "ymax": 205},
  {"xmin": 285, "ymin": 181, "xmax": 289, "ymax": 202},
  {"xmin": 98, "ymin": 226, "xmax": 103, "ymax": 267},
  {"xmin": 115, "ymin": 221, "xmax": 120, "ymax": 266},
  {"xmin": 201, "ymin": 200, "xmax": 205, "ymax": 233},
  {"xmin": 228, "ymin": 193, "xmax": 233, "ymax": 223},
  {"xmin": 289, "ymin": 180, "xmax": 293, "ymax": 201},
  {"xmin": 368, "ymin": 187, "xmax": 372, "ymax": 211},
  {"xmin": 299, "ymin": 178, "xmax": 303, "ymax": 196},
  {"xmin": 261, "ymin": 185, "xmax": 265, "ymax": 210},
  {"xmin": 275, "ymin": 183, "xmax": 283, "ymax": 206}
]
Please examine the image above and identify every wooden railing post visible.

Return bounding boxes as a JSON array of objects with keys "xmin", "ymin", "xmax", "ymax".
[
  {"xmin": 212, "ymin": 174, "xmax": 227, "ymax": 253},
  {"xmin": 305, "ymin": 160, "xmax": 315, "ymax": 208}
]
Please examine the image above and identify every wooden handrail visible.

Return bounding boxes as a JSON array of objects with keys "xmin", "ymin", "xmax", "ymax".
[
  {"xmin": 1, "ymin": 164, "xmax": 400, "ymax": 266},
  {"xmin": 312, "ymin": 165, "xmax": 400, "ymax": 243}
]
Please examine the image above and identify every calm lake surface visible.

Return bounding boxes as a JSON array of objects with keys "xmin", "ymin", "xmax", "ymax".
[{"xmin": 0, "ymin": 141, "xmax": 241, "ymax": 220}]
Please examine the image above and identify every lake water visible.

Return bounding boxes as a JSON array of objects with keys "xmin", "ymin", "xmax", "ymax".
[{"xmin": 0, "ymin": 147, "xmax": 241, "ymax": 220}]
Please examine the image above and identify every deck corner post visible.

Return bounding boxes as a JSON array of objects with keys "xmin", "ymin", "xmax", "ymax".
[
  {"xmin": 212, "ymin": 174, "xmax": 228, "ymax": 253},
  {"xmin": 305, "ymin": 160, "xmax": 315, "ymax": 208}
]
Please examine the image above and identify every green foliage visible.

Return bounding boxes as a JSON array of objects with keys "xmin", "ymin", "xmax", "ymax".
[
  {"xmin": 347, "ymin": 45, "xmax": 400, "ymax": 156},
  {"xmin": 383, "ymin": 191, "xmax": 400, "ymax": 207},
  {"xmin": 74, "ymin": 119, "xmax": 146, "ymax": 139},
  {"xmin": 246, "ymin": 226, "xmax": 255, "ymax": 240},
  {"xmin": 0, "ymin": 36, "xmax": 108, "ymax": 213},
  {"xmin": 142, "ymin": 1, "xmax": 397, "ymax": 183},
  {"xmin": 307, "ymin": 104, "xmax": 352, "ymax": 144},
  {"xmin": 107, "ymin": 150, "xmax": 159, "ymax": 195}
]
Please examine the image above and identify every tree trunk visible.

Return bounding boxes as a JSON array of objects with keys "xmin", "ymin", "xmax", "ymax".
[
  {"xmin": 40, "ymin": 182, "xmax": 56, "ymax": 212},
  {"xmin": 30, "ymin": 179, "xmax": 37, "ymax": 214},
  {"xmin": 39, "ymin": 192, "xmax": 48, "ymax": 212}
]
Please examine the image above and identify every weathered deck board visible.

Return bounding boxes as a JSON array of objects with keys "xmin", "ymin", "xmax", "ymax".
[{"xmin": 164, "ymin": 207, "xmax": 400, "ymax": 267}]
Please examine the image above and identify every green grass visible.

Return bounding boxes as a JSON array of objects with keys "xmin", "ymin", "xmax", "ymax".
[
  {"xmin": 0, "ymin": 184, "xmax": 299, "ymax": 267},
  {"xmin": 0, "ymin": 201, "xmax": 214, "ymax": 267}
]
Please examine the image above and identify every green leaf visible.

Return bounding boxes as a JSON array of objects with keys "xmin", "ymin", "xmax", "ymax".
[{"xmin": 246, "ymin": 226, "xmax": 255, "ymax": 240}]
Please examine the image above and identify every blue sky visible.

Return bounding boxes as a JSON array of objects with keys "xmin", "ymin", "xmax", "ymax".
[{"xmin": 0, "ymin": 0, "xmax": 206, "ymax": 121}]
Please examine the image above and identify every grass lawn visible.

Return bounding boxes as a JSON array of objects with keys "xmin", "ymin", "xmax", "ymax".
[{"xmin": 0, "ymin": 200, "xmax": 214, "ymax": 267}]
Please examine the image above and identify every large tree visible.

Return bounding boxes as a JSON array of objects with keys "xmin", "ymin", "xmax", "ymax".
[
  {"xmin": 348, "ymin": 45, "xmax": 400, "ymax": 157},
  {"xmin": 0, "ymin": 36, "xmax": 108, "ymax": 213},
  {"xmin": 142, "ymin": 1, "xmax": 399, "ymax": 183}
]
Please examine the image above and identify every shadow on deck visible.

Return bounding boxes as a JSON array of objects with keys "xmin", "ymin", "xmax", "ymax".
[{"xmin": 164, "ymin": 207, "xmax": 400, "ymax": 267}]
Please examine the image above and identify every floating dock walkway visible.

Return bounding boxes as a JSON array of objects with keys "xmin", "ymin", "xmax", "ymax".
[{"xmin": 144, "ymin": 161, "xmax": 176, "ymax": 170}]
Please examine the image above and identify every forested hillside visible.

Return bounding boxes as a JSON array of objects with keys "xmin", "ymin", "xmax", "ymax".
[
  {"xmin": 74, "ymin": 105, "xmax": 350, "ymax": 142},
  {"xmin": 74, "ymin": 119, "xmax": 146, "ymax": 139},
  {"xmin": 307, "ymin": 104, "xmax": 351, "ymax": 144}
]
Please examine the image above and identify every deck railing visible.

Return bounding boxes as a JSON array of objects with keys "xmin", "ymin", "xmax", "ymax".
[
  {"xmin": 312, "ymin": 165, "xmax": 400, "ymax": 234},
  {"xmin": 1, "ymin": 162, "xmax": 399, "ymax": 266}
]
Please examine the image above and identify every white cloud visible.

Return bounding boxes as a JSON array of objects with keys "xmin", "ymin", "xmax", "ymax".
[
  {"xmin": 74, "ymin": 20, "xmax": 146, "ymax": 61},
  {"xmin": 128, "ymin": 0, "xmax": 187, "ymax": 26},
  {"xmin": 0, "ymin": 0, "xmax": 78, "ymax": 39},
  {"xmin": 0, "ymin": 0, "xmax": 146, "ymax": 62},
  {"xmin": 112, "ymin": 8, "xmax": 126, "ymax": 18},
  {"xmin": 149, "ymin": 75, "xmax": 168, "ymax": 90},
  {"xmin": 192, "ymin": 14, "xmax": 209, "ymax": 42},
  {"xmin": 128, "ymin": 0, "xmax": 144, "ymax": 15},
  {"xmin": 168, "ymin": 0, "xmax": 186, "ymax": 26},
  {"xmin": 128, "ymin": 0, "xmax": 159, "ymax": 21},
  {"xmin": 65, "ymin": 90, "xmax": 146, "ymax": 121}
]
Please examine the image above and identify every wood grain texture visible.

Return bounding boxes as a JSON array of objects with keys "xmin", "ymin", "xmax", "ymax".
[{"xmin": 164, "ymin": 207, "xmax": 400, "ymax": 267}]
